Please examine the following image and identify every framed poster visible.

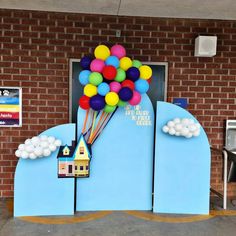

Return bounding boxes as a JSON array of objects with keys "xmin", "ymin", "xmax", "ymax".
[
  {"xmin": 69, "ymin": 59, "xmax": 168, "ymax": 123},
  {"xmin": 0, "ymin": 87, "xmax": 22, "ymax": 127}
]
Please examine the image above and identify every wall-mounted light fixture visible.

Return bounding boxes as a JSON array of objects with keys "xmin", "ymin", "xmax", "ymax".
[{"xmin": 194, "ymin": 36, "xmax": 217, "ymax": 57}]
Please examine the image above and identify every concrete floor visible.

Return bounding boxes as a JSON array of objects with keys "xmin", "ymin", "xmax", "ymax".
[{"xmin": 1, "ymin": 199, "xmax": 236, "ymax": 236}]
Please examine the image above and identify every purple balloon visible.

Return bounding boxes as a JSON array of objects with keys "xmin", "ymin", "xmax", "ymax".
[
  {"xmin": 126, "ymin": 67, "xmax": 140, "ymax": 82},
  {"xmin": 89, "ymin": 95, "xmax": 105, "ymax": 111},
  {"xmin": 118, "ymin": 87, "xmax": 133, "ymax": 101},
  {"xmin": 80, "ymin": 56, "xmax": 93, "ymax": 70}
]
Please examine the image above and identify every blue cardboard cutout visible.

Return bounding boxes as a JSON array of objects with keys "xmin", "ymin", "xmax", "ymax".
[
  {"xmin": 153, "ymin": 102, "xmax": 211, "ymax": 214},
  {"xmin": 14, "ymin": 124, "xmax": 75, "ymax": 217},
  {"xmin": 76, "ymin": 94, "xmax": 154, "ymax": 211}
]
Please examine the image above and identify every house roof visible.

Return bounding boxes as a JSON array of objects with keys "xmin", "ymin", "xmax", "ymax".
[
  {"xmin": 76, "ymin": 134, "xmax": 92, "ymax": 158},
  {"xmin": 57, "ymin": 135, "xmax": 92, "ymax": 159},
  {"xmin": 57, "ymin": 144, "xmax": 76, "ymax": 158}
]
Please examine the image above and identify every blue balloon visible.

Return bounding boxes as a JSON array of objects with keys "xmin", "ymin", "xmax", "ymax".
[
  {"xmin": 118, "ymin": 87, "xmax": 133, "ymax": 101},
  {"xmin": 78, "ymin": 70, "xmax": 91, "ymax": 85},
  {"xmin": 89, "ymin": 95, "xmax": 105, "ymax": 111},
  {"xmin": 135, "ymin": 79, "xmax": 149, "ymax": 94},
  {"xmin": 126, "ymin": 67, "xmax": 140, "ymax": 82},
  {"xmin": 80, "ymin": 56, "xmax": 93, "ymax": 70},
  {"xmin": 98, "ymin": 82, "xmax": 110, "ymax": 96},
  {"xmin": 105, "ymin": 56, "xmax": 120, "ymax": 68}
]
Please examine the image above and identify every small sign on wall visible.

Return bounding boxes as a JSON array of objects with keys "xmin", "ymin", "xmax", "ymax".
[
  {"xmin": 0, "ymin": 87, "xmax": 22, "ymax": 127},
  {"xmin": 173, "ymin": 98, "xmax": 188, "ymax": 109}
]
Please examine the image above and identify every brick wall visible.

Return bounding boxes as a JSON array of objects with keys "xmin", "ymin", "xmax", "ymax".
[{"xmin": 0, "ymin": 9, "xmax": 236, "ymax": 197}]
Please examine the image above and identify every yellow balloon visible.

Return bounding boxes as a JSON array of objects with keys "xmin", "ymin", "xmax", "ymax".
[
  {"xmin": 119, "ymin": 57, "xmax": 132, "ymax": 71},
  {"xmin": 105, "ymin": 92, "xmax": 119, "ymax": 106},
  {"xmin": 84, "ymin": 84, "xmax": 97, "ymax": 97},
  {"xmin": 139, "ymin": 65, "xmax": 152, "ymax": 80},
  {"xmin": 94, "ymin": 45, "xmax": 110, "ymax": 60}
]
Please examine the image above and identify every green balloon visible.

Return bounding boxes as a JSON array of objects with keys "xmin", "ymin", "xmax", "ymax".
[
  {"xmin": 114, "ymin": 68, "xmax": 126, "ymax": 82},
  {"xmin": 104, "ymin": 104, "xmax": 116, "ymax": 113},
  {"xmin": 118, "ymin": 100, "xmax": 127, "ymax": 107},
  {"xmin": 89, "ymin": 72, "xmax": 103, "ymax": 86},
  {"xmin": 132, "ymin": 60, "xmax": 142, "ymax": 68}
]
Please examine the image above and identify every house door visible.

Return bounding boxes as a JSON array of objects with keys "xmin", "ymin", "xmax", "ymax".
[{"xmin": 68, "ymin": 165, "xmax": 73, "ymax": 174}]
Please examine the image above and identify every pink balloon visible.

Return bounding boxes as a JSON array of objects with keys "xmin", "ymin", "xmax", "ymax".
[
  {"xmin": 129, "ymin": 91, "xmax": 141, "ymax": 106},
  {"xmin": 109, "ymin": 81, "xmax": 121, "ymax": 93},
  {"xmin": 111, "ymin": 45, "xmax": 126, "ymax": 59},
  {"xmin": 90, "ymin": 59, "xmax": 105, "ymax": 73}
]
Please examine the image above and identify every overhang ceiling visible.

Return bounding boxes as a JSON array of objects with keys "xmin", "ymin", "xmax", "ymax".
[{"xmin": 0, "ymin": 0, "xmax": 235, "ymax": 20}]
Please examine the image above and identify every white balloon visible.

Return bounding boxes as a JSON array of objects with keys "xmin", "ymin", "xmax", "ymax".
[
  {"xmin": 40, "ymin": 141, "xmax": 49, "ymax": 148},
  {"xmin": 167, "ymin": 121, "xmax": 175, "ymax": 128},
  {"xmin": 18, "ymin": 144, "xmax": 25, "ymax": 151},
  {"xmin": 175, "ymin": 123, "xmax": 182, "ymax": 131},
  {"xmin": 55, "ymin": 139, "xmax": 62, "ymax": 147},
  {"xmin": 188, "ymin": 119, "xmax": 194, "ymax": 125},
  {"xmin": 175, "ymin": 132, "xmax": 180, "ymax": 136},
  {"xmin": 24, "ymin": 139, "xmax": 32, "ymax": 145},
  {"xmin": 193, "ymin": 130, "xmax": 200, "ymax": 137},
  {"xmin": 185, "ymin": 133, "xmax": 193, "ymax": 138},
  {"xmin": 189, "ymin": 124, "xmax": 197, "ymax": 132},
  {"xmin": 49, "ymin": 144, "xmax": 57, "ymax": 152},
  {"xmin": 25, "ymin": 144, "xmax": 34, "ymax": 153},
  {"xmin": 162, "ymin": 126, "xmax": 169, "ymax": 133},
  {"xmin": 21, "ymin": 151, "xmax": 29, "ymax": 159},
  {"xmin": 173, "ymin": 118, "xmax": 181, "ymax": 124},
  {"xmin": 40, "ymin": 135, "xmax": 48, "ymax": 141},
  {"xmin": 31, "ymin": 136, "xmax": 40, "ymax": 146},
  {"xmin": 169, "ymin": 128, "xmax": 176, "ymax": 135},
  {"xmin": 48, "ymin": 136, "xmax": 56, "ymax": 143},
  {"xmin": 29, "ymin": 153, "xmax": 37, "ymax": 159},
  {"xmin": 181, "ymin": 127, "xmax": 189, "ymax": 136},
  {"xmin": 15, "ymin": 150, "xmax": 22, "ymax": 157},
  {"xmin": 196, "ymin": 123, "xmax": 201, "ymax": 128},
  {"xmin": 43, "ymin": 148, "xmax": 51, "ymax": 157},
  {"xmin": 34, "ymin": 147, "xmax": 43, "ymax": 156},
  {"xmin": 181, "ymin": 118, "xmax": 190, "ymax": 125}
]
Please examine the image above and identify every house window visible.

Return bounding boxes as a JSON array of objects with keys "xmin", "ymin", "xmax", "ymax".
[
  {"xmin": 86, "ymin": 165, "xmax": 89, "ymax": 170},
  {"xmin": 63, "ymin": 147, "xmax": 70, "ymax": 155},
  {"xmin": 75, "ymin": 166, "xmax": 77, "ymax": 170},
  {"xmin": 80, "ymin": 166, "xmax": 83, "ymax": 171},
  {"xmin": 60, "ymin": 164, "xmax": 66, "ymax": 171},
  {"xmin": 79, "ymin": 147, "xmax": 84, "ymax": 154}
]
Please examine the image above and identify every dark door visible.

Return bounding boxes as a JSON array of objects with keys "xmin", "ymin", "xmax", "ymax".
[{"xmin": 68, "ymin": 165, "xmax": 73, "ymax": 174}]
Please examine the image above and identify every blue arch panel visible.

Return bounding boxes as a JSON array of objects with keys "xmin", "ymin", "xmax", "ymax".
[
  {"xmin": 76, "ymin": 94, "xmax": 154, "ymax": 211},
  {"xmin": 14, "ymin": 124, "xmax": 75, "ymax": 217},
  {"xmin": 153, "ymin": 102, "xmax": 211, "ymax": 214}
]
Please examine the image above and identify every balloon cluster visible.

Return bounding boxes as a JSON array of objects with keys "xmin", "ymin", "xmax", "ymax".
[
  {"xmin": 15, "ymin": 135, "xmax": 62, "ymax": 159},
  {"xmin": 162, "ymin": 118, "xmax": 201, "ymax": 138},
  {"xmin": 78, "ymin": 44, "xmax": 152, "ymax": 113}
]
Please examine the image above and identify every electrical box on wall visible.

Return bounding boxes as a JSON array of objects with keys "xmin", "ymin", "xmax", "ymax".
[{"xmin": 194, "ymin": 36, "xmax": 217, "ymax": 57}]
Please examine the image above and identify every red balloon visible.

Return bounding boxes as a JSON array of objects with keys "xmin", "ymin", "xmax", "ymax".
[
  {"xmin": 147, "ymin": 77, "xmax": 152, "ymax": 84},
  {"xmin": 102, "ymin": 65, "xmax": 117, "ymax": 80},
  {"xmin": 121, "ymin": 80, "xmax": 135, "ymax": 90},
  {"xmin": 79, "ymin": 95, "xmax": 90, "ymax": 110}
]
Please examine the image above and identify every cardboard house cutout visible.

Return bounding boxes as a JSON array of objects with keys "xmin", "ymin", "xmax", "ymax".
[{"xmin": 57, "ymin": 135, "xmax": 91, "ymax": 178}]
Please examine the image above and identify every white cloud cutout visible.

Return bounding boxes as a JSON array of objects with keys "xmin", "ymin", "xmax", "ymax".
[
  {"xmin": 15, "ymin": 135, "xmax": 62, "ymax": 159},
  {"xmin": 162, "ymin": 118, "xmax": 201, "ymax": 138}
]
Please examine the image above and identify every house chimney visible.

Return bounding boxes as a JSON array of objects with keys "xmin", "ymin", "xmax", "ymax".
[{"xmin": 71, "ymin": 140, "xmax": 76, "ymax": 147}]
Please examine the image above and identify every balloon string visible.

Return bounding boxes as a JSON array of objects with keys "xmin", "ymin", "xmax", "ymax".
[
  {"xmin": 88, "ymin": 111, "xmax": 97, "ymax": 144},
  {"xmin": 90, "ymin": 112, "xmax": 109, "ymax": 143},
  {"xmin": 91, "ymin": 107, "xmax": 118, "ymax": 144},
  {"xmin": 82, "ymin": 109, "xmax": 89, "ymax": 134},
  {"xmin": 91, "ymin": 112, "xmax": 111, "ymax": 144},
  {"xmin": 90, "ymin": 111, "xmax": 105, "ymax": 142},
  {"xmin": 84, "ymin": 110, "xmax": 93, "ymax": 137}
]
